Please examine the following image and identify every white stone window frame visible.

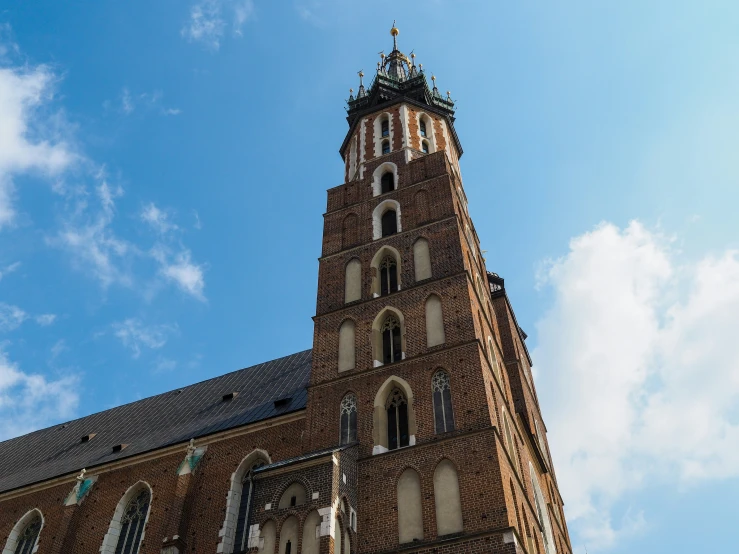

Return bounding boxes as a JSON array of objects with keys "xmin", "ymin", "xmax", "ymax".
[
  {"xmin": 218, "ymin": 449, "xmax": 271, "ymax": 554},
  {"xmin": 99, "ymin": 481, "xmax": 152, "ymax": 554},
  {"xmin": 371, "ymin": 161, "xmax": 399, "ymax": 197},
  {"xmin": 372, "ymin": 199, "xmax": 402, "ymax": 240},
  {"xmin": 415, "ymin": 112, "xmax": 437, "ymax": 154},
  {"xmin": 373, "ymin": 112, "xmax": 394, "ymax": 158},
  {"xmin": 2, "ymin": 508, "xmax": 44, "ymax": 554}
]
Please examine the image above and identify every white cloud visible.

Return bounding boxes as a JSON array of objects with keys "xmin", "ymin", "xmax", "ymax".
[
  {"xmin": 153, "ymin": 357, "xmax": 177, "ymax": 373},
  {"xmin": 153, "ymin": 247, "xmax": 206, "ymax": 301},
  {"xmin": 0, "ymin": 303, "xmax": 27, "ymax": 331},
  {"xmin": 121, "ymin": 87, "xmax": 134, "ymax": 114},
  {"xmin": 533, "ymin": 221, "xmax": 739, "ymax": 551},
  {"xmin": 0, "ymin": 62, "xmax": 75, "ymax": 229},
  {"xmin": 0, "ymin": 261, "xmax": 20, "ymax": 282},
  {"xmin": 112, "ymin": 318, "xmax": 176, "ymax": 358},
  {"xmin": 35, "ymin": 314, "xmax": 56, "ymax": 326},
  {"xmin": 0, "ymin": 347, "xmax": 78, "ymax": 440},
  {"xmin": 182, "ymin": 0, "xmax": 254, "ymax": 50},
  {"xmin": 141, "ymin": 202, "xmax": 178, "ymax": 234}
]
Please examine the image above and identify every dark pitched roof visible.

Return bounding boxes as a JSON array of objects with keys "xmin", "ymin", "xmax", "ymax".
[{"xmin": 0, "ymin": 349, "xmax": 312, "ymax": 495}]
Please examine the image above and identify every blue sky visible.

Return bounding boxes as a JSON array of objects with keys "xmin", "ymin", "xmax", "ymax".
[{"xmin": 1, "ymin": 1, "xmax": 738, "ymax": 552}]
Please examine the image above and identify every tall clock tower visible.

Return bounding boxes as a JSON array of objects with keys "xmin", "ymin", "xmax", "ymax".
[{"xmin": 304, "ymin": 24, "xmax": 572, "ymax": 554}]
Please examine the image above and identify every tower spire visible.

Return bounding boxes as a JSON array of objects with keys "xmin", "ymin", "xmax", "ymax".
[{"xmin": 391, "ymin": 20, "xmax": 399, "ymax": 50}]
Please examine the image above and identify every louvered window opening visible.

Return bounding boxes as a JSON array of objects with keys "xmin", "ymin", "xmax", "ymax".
[
  {"xmin": 114, "ymin": 490, "xmax": 150, "ymax": 554},
  {"xmin": 13, "ymin": 515, "xmax": 41, "ymax": 554},
  {"xmin": 381, "ymin": 119, "xmax": 389, "ymax": 137}
]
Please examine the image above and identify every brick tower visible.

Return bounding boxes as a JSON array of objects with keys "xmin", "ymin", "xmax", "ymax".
[{"xmin": 304, "ymin": 24, "xmax": 573, "ymax": 554}]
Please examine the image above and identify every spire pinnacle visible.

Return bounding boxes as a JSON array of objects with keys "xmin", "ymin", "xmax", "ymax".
[{"xmin": 390, "ymin": 20, "xmax": 399, "ymax": 50}]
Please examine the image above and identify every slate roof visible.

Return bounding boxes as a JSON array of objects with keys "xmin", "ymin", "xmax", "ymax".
[{"xmin": 0, "ymin": 349, "xmax": 312, "ymax": 495}]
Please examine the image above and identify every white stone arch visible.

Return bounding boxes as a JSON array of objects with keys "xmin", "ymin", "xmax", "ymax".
[
  {"xmin": 2, "ymin": 508, "xmax": 44, "ymax": 554},
  {"xmin": 416, "ymin": 111, "xmax": 437, "ymax": 153},
  {"xmin": 100, "ymin": 481, "xmax": 153, "ymax": 554},
  {"xmin": 370, "ymin": 306, "xmax": 406, "ymax": 367},
  {"xmin": 371, "ymin": 161, "xmax": 399, "ymax": 197},
  {"xmin": 219, "ymin": 449, "xmax": 272, "ymax": 554},
  {"xmin": 372, "ymin": 199, "xmax": 402, "ymax": 240},
  {"xmin": 372, "ymin": 375, "xmax": 417, "ymax": 454},
  {"xmin": 370, "ymin": 245, "xmax": 402, "ymax": 297},
  {"xmin": 373, "ymin": 112, "xmax": 394, "ymax": 158}
]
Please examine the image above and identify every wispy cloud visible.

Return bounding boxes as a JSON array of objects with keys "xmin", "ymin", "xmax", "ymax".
[
  {"xmin": 152, "ymin": 246, "xmax": 206, "ymax": 301},
  {"xmin": 0, "ymin": 347, "xmax": 78, "ymax": 440},
  {"xmin": 109, "ymin": 88, "xmax": 179, "ymax": 117},
  {"xmin": 153, "ymin": 356, "xmax": 177, "ymax": 373},
  {"xmin": 0, "ymin": 261, "xmax": 20, "ymax": 282},
  {"xmin": 35, "ymin": 314, "xmax": 56, "ymax": 326},
  {"xmin": 0, "ymin": 303, "xmax": 27, "ymax": 331},
  {"xmin": 140, "ymin": 202, "xmax": 178, "ymax": 234},
  {"xmin": 112, "ymin": 318, "xmax": 177, "ymax": 358},
  {"xmin": 534, "ymin": 221, "xmax": 739, "ymax": 551},
  {"xmin": 182, "ymin": 0, "xmax": 254, "ymax": 50}
]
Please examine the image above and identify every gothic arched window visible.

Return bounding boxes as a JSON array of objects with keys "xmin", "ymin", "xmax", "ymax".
[
  {"xmin": 386, "ymin": 388, "xmax": 410, "ymax": 450},
  {"xmin": 420, "ymin": 120, "xmax": 427, "ymax": 137},
  {"xmin": 340, "ymin": 394, "xmax": 358, "ymax": 445},
  {"xmin": 12, "ymin": 514, "xmax": 41, "ymax": 554},
  {"xmin": 381, "ymin": 118, "xmax": 389, "ymax": 138},
  {"xmin": 380, "ymin": 255, "xmax": 398, "ymax": 296},
  {"xmin": 381, "ymin": 209, "xmax": 397, "ymax": 237},
  {"xmin": 422, "ymin": 140, "xmax": 429, "ymax": 154},
  {"xmin": 381, "ymin": 172, "xmax": 394, "ymax": 194},
  {"xmin": 382, "ymin": 315, "xmax": 402, "ymax": 364},
  {"xmin": 114, "ymin": 489, "xmax": 150, "ymax": 554},
  {"xmin": 432, "ymin": 370, "xmax": 454, "ymax": 434},
  {"xmin": 382, "ymin": 140, "xmax": 390, "ymax": 154},
  {"xmin": 233, "ymin": 460, "xmax": 265, "ymax": 552}
]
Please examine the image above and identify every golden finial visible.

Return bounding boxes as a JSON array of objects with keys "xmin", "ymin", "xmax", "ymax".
[
  {"xmin": 390, "ymin": 20, "xmax": 399, "ymax": 49},
  {"xmin": 431, "ymin": 74, "xmax": 436, "ymax": 83},
  {"xmin": 350, "ymin": 88, "xmax": 353, "ymax": 93}
]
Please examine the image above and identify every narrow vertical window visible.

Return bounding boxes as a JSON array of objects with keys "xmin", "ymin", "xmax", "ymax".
[
  {"xmin": 386, "ymin": 388, "xmax": 409, "ymax": 450},
  {"xmin": 380, "ymin": 172, "xmax": 394, "ymax": 193},
  {"xmin": 381, "ymin": 209, "xmax": 397, "ymax": 237},
  {"xmin": 344, "ymin": 258, "xmax": 361, "ymax": 303},
  {"xmin": 422, "ymin": 140, "xmax": 429, "ymax": 154},
  {"xmin": 381, "ymin": 315, "xmax": 402, "ymax": 364},
  {"xmin": 413, "ymin": 238, "xmax": 431, "ymax": 281},
  {"xmin": 379, "ymin": 256, "xmax": 398, "ymax": 295},
  {"xmin": 530, "ymin": 464, "xmax": 557, "ymax": 554},
  {"xmin": 432, "ymin": 371, "xmax": 454, "ymax": 433},
  {"xmin": 433, "ymin": 460, "xmax": 463, "ymax": 535},
  {"xmin": 338, "ymin": 320, "xmax": 356, "ymax": 372},
  {"xmin": 114, "ymin": 489, "xmax": 150, "ymax": 554},
  {"xmin": 381, "ymin": 118, "xmax": 389, "ymax": 137},
  {"xmin": 340, "ymin": 394, "xmax": 358, "ymax": 445},
  {"xmin": 382, "ymin": 140, "xmax": 390, "ymax": 154},
  {"xmin": 397, "ymin": 468, "xmax": 424, "ymax": 543},
  {"xmin": 285, "ymin": 541, "xmax": 292, "ymax": 554},
  {"xmin": 425, "ymin": 294, "xmax": 446, "ymax": 347},
  {"xmin": 234, "ymin": 460, "xmax": 265, "ymax": 552},
  {"xmin": 420, "ymin": 119, "xmax": 427, "ymax": 137},
  {"xmin": 12, "ymin": 514, "xmax": 41, "ymax": 554}
]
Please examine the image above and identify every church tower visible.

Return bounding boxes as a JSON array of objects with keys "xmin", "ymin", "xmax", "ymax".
[{"xmin": 304, "ymin": 24, "xmax": 573, "ymax": 554}]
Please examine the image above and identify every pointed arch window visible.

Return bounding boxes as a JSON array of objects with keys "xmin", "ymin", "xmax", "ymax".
[
  {"xmin": 340, "ymin": 394, "xmax": 358, "ymax": 445},
  {"xmin": 432, "ymin": 370, "xmax": 454, "ymax": 434},
  {"xmin": 379, "ymin": 255, "xmax": 398, "ymax": 295},
  {"xmin": 386, "ymin": 388, "xmax": 410, "ymax": 450},
  {"xmin": 381, "ymin": 119, "xmax": 389, "ymax": 138},
  {"xmin": 234, "ymin": 460, "xmax": 265, "ymax": 552},
  {"xmin": 422, "ymin": 140, "xmax": 429, "ymax": 154},
  {"xmin": 381, "ymin": 209, "xmax": 397, "ymax": 237},
  {"xmin": 380, "ymin": 172, "xmax": 394, "ymax": 194},
  {"xmin": 420, "ymin": 120, "xmax": 427, "ymax": 138},
  {"xmin": 381, "ymin": 315, "xmax": 402, "ymax": 364},
  {"xmin": 114, "ymin": 489, "xmax": 150, "ymax": 554},
  {"xmin": 12, "ymin": 514, "xmax": 41, "ymax": 554},
  {"xmin": 382, "ymin": 140, "xmax": 390, "ymax": 154}
]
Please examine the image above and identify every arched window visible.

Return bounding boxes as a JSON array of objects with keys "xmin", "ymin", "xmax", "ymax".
[
  {"xmin": 397, "ymin": 468, "xmax": 423, "ymax": 543},
  {"xmin": 433, "ymin": 460, "xmax": 463, "ymax": 536},
  {"xmin": 4, "ymin": 511, "xmax": 42, "ymax": 554},
  {"xmin": 381, "ymin": 315, "xmax": 402, "ymax": 364},
  {"xmin": 413, "ymin": 238, "xmax": 431, "ymax": 281},
  {"xmin": 380, "ymin": 172, "xmax": 394, "ymax": 194},
  {"xmin": 379, "ymin": 255, "xmax": 398, "ymax": 295},
  {"xmin": 422, "ymin": 140, "xmax": 429, "ymax": 154},
  {"xmin": 278, "ymin": 483, "xmax": 307, "ymax": 509},
  {"xmin": 488, "ymin": 337, "xmax": 501, "ymax": 382},
  {"xmin": 340, "ymin": 394, "xmax": 357, "ymax": 445},
  {"xmin": 338, "ymin": 319, "xmax": 356, "ymax": 372},
  {"xmin": 344, "ymin": 259, "xmax": 361, "ymax": 303},
  {"xmin": 302, "ymin": 511, "xmax": 321, "ymax": 554},
  {"xmin": 342, "ymin": 213, "xmax": 358, "ymax": 249},
  {"xmin": 420, "ymin": 119, "xmax": 427, "ymax": 137},
  {"xmin": 425, "ymin": 295, "xmax": 446, "ymax": 347},
  {"xmin": 382, "ymin": 140, "xmax": 390, "ymax": 155},
  {"xmin": 113, "ymin": 489, "xmax": 150, "ymax": 554},
  {"xmin": 386, "ymin": 388, "xmax": 409, "ymax": 450},
  {"xmin": 529, "ymin": 463, "xmax": 557, "ymax": 554},
  {"xmin": 381, "ymin": 118, "xmax": 389, "ymax": 138},
  {"xmin": 258, "ymin": 520, "xmax": 276, "ymax": 553},
  {"xmin": 432, "ymin": 370, "xmax": 454, "ymax": 433},
  {"xmin": 233, "ymin": 459, "xmax": 265, "ymax": 552},
  {"xmin": 381, "ymin": 209, "xmax": 397, "ymax": 237},
  {"xmin": 278, "ymin": 516, "xmax": 299, "ymax": 554}
]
